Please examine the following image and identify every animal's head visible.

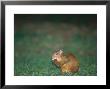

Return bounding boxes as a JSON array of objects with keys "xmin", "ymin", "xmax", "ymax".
[{"xmin": 52, "ymin": 50, "xmax": 63, "ymax": 66}]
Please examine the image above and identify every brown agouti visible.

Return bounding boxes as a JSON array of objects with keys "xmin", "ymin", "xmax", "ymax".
[{"xmin": 52, "ymin": 50, "xmax": 79, "ymax": 74}]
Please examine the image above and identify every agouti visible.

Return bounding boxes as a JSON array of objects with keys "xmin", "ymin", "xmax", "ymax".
[{"xmin": 52, "ymin": 50, "xmax": 79, "ymax": 74}]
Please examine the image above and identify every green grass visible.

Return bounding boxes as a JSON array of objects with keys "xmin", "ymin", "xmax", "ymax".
[{"xmin": 14, "ymin": 22, "xmax": 97, "ymax": 76}]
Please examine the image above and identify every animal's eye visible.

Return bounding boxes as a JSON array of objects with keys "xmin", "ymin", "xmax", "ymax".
[{"xmin": 56, "ymin": 53, "xmax": 58, "ymax": 55}]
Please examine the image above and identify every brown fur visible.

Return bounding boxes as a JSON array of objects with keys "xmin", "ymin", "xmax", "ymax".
[{"xmin": 52, "ymin": 50, "xmax": 79, "ymax": 74}]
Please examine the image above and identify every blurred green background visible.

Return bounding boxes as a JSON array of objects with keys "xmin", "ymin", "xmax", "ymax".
[{"xmin": 14, "ymin": 14, "xmax": 97, "ymax": 76}]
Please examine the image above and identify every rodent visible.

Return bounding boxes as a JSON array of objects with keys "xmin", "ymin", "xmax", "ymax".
[{"xmin": 52, "ymin": 50, "xmax": 79, "ymax": 74}]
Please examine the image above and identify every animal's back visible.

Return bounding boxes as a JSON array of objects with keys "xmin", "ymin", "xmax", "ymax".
[
  {"xmin": 66, "ymin": 53, "xmax": 79, "ymax": 66},
  {"xmin": 61, "ymin": 53, "xmax": 79, "ymax": 73}
]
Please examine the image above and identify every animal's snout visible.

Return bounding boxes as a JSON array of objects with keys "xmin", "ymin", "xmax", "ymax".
[
  {"xmin": 53, "ymin": 59, "xmax": 57, "ymax": 62},
  {"xmin": 54, "ymin": 59, "xmax": 57, "ymax": 60},
  {"xmin": 52, "ymin": 58, "xmax": 57, "ymax": 60}
]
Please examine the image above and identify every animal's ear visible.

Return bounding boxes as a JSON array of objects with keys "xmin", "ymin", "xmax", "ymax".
[{"xmin": 59, "ymin": 50, "xmax": 63, "ymax": 54}]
